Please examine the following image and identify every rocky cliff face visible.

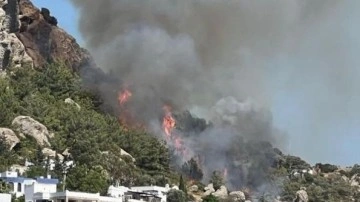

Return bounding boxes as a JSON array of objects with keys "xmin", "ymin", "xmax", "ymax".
[
  {"xmin": 0, "ymin": 0, "xmax": 32, "ymax": 70},
  {"xmin": 0, "ymin": 0, "xmax": 91, "ymax": 72}
]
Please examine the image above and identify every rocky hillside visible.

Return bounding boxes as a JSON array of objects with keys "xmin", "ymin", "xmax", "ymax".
[
  {"xmin": 0, "ymin": 1, "xmax": 359, "ymax": 202},
  {"xmin": 0, "ymin": 0, "xmax": 91, "ymax": 72}
]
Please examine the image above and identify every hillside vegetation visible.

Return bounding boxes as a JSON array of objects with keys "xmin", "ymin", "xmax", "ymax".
[
  {"xmin": 1, "ymin": 64, "xmax": 360, "ymax": 202},
  {"xmin": 0, "ymin": 64, "xmax": 175, "ymax": 194}
]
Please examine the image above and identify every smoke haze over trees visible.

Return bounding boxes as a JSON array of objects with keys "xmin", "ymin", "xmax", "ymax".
[
  {"xmin": 68, "ymin": 0, "xmax": 360, "ymax": 192},
  {"xmin": 70, "ymin": 0, "xmax": 360, "ymax": 166}
]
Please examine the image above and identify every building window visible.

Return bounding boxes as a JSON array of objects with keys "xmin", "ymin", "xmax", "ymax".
[{"xmin": 17, "ymin": 183, "xmax": 21, "ymax": 192}]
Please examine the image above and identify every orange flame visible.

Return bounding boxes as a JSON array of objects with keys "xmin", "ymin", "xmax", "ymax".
[
  {"xmin": 117, "ymin": 88, "xmax": 142, "ymax": 130},
  {"xmin": 162, "ymin": 105, "xmax": 189, "ymax": 158},
  {"xmin": 162, "ymin": 105, "xmax": 176, "ymax": 140},
  {"xmin": 118, "ymin": 89, "xmax": 132, "ymax": 106}
]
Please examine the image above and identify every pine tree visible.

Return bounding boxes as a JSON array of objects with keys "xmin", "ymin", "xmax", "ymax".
[
  {"xmin": 181, "ymin": 158, "xmax": 203, "ymax": 181},
  {"xmin": 35, "ymin": 146, "xmax": 45, "ymax": 166},
  {"xmin": 179, "ymin": 175, "xmax": 187, "ymax": 194},
  {"xmin": 210, "ymin": 171, "xmax": 224, "ymax": 190}
]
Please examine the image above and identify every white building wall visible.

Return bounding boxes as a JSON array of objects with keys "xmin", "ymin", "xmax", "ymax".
[
  {"xmin": 108, "ymin": 185, "xmax": 129, "ymax": 198},
  {"xmin": 24, "ymin": 184, "xmax": 35, "ymax": 202},
  {"xmin": 34, "ymin": 182, "xmax": 57, "ymax": 193},
  {"xmin": 13, "ymin": 179, "xmax": 35, "ymax": 198},
  {"xmin": 0, "ymin": 193, "xmax": 11, "ymax": 202},
  {"xmin": 0, "ymin": 171, "xmax": 18, "ymax": 177},
  {"xmin": 24, "ymin": 182, "xmax": 57, "ymax": 202},
  {"xmin": 99, "ymin": 196, "xmax": 122, "ymax": 202}
]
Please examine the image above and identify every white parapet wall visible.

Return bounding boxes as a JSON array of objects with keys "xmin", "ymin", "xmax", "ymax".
[{"xmin": 0, "ymin": 193, "xmax": 11, "ymax": 202}]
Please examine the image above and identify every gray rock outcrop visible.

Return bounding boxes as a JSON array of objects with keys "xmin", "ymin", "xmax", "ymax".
[
  {"xmin": 10, "ymin": 164, "xmax": 28, "ymax": 175},
  {"xmin": 189, "ymin": 185, "xmax": 199, "ymax": 192},
  {"xmin": 350, "ymin": 174, "xmax": 360, "ymax": 187},
  {"xmin": 229, "ymin": 191, "xmax": 246, "ymax": 202},
  {"xmin": 65, "ymin": 98, "xmax": 81, "ymax": 110},
  {"xmin": 120, "ymin": 148, "xmax": 135, "ymax": 162},
  {"xmin": 203, "ymin": 183, "xmax": 215, "ymax": 196},
  {"xmin": 42, "ymin": 147, "xmax": 61, "ymax": 158},
  {"xmin": 0, "ymin": 127, "xmax": 19, "ymax": 150},
  {"xmin": 294, "ymin": 187, "xmax": 308, "ymax": 202},
  {"xmin": 0, "ymin": 0, "xmax": 32, "ymax": 70},
  {"xmin": 212, "ymin": 185, "xmax": 228, "ymax": 199},
  {"xmin": 12, "ymin": 116, "xmax": 51, "ymax": 146}
]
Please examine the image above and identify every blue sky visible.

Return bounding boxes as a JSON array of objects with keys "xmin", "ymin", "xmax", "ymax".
[{"xmin": 32, "ymin": 1, "xmax": 360, "ymax": 166}]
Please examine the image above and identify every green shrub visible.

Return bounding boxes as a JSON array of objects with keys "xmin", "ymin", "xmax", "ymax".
[{"xmin": 167, "ymin": 190, "xmax": 187, "ymax": 202}]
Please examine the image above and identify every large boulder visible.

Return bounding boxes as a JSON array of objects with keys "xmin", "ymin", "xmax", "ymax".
[
  {"xmin": 16, "ymin": 0, "xmax": 93, "ymax": 71},
  {"xmin": 42, "ymin": 147, "xmax": 56, "ymax": 157},
  {"xmin": 189, "ymin": 185, "xmax": 198, "ymax": 192},
  {"xmin": 42, "ymin": 147, "xmax": 63, "ymax": 161},
  {"xmin": 120, "ymin": 148, "xmax": 135, "ymax": 162},
  {"xmin": 212, "ymin": 185, "xmax": 228, "ymax": 199},
  {"xmin": 12, "ymin": 116, "xmax": 51, "ymax": 146},
  {"xmin": 0, "ymin": 128, "xmax": 20, "ymax": 150},
  {"xmin": 229, "ymin": 191, "xmax": 246, "ymax": 201},
  {"xmin": 350, "ymin": 174, "xmax": 360, "ymax": 187},
  {"xmin": 65, "ymin": 98, "xmax": 81, "ymax": 110},
  {"xmin": 203, "ymin": 183, "xmax": 215, "ymax": 196},
  {"xmin": 10, "ymin": 164, "xmax": 28, "ymax": 175},
  {"xmin": 294, "ymin": 187, "xmax": 308, "ymax": 202}
]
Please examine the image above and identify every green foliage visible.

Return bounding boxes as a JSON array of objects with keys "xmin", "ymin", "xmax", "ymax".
[
  {"xmin": 0, "ymin": 137, "xmax": 17, "ymax": 171},
  {"xmin": 0, "ymin": 180, "xmax": 11, "ymax": 193},
  {"xmin": 316, "ymin": 163, "xmax": 338, "ymax": 173},
  {"xmin": 24, "ymin": 166, "xmax": 47, "ymax": 178},
  {"xmin": 303, "ymin": 173, "xmax": 314, "ymax": 183},
  {"xmin": 179, "ymin": 175, "xmax": 187, "ymax": 194},
  {"xmin": 281, "ymin": 174, "xmax": 357, "ymax": 202},
  {"xmin": 66, "ymin": 165, "xmax": 109, "ymax": 195},
  {"xmin": 0, "ymin": 64, "xmax": 173, "ymax": 193},
  {"xmin": 283, "ymin": 155, "xmax": 310, "ymax": 171},
  {"xmin": 12, "ymin": 195, "xmax": 24, "ymax": 202},
  {"xmin": 167, "ymin": 189, "xmax": 187, "ymax": 202},
  {"xmin": 202, "ymin": 195, "xmax": 219, "ymax": 202},
  {"xmin": 210, "ymin": 171, "xmax": 224, "ymax": 191},
  {"xmin": 350, "ymin": 164, "xmax": 360, "ymax": 177}
]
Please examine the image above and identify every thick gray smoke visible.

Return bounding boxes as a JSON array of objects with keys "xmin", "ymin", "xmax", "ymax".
[{"xmin": 70, "ymin": 0, "xmax": 360, "ymax": 190}]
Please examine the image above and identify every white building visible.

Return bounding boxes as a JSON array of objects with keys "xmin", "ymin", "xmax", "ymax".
[
  {"xmin": 0, "ymin": 193, "xmax": 11, "ymax": 202},
  {"xmin": 0, "ymin": 171, "xmax": 59, "ymax": 198},
  {"xmin": 107, "ymin": 185, "xmax": 130, "ymax": 198},
  {"xmin": 0, "ymin": 171, "xmax": 35, "ymax": 198},
  {"xmin": 25, "ymin": 185, "xmax": 167, "ymax": 202},
  {"xmin": 130, "ymin": 186, "xmax": 169, "ymax": 202},
  {"xmin": 27, "ymin": 190, "xmax": 122, "ymax": 202},
  {"xmin": 24, "ymin": 178, "xmax": 58, "ymax": 202}
]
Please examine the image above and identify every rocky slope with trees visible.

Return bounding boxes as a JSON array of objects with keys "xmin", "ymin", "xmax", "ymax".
[{"xmin": 0, "ymin": 1, "xmax": 359, "ymax": 202}]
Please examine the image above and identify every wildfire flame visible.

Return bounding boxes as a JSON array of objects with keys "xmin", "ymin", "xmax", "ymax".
[
  {"xmin": 118, "ymin": 89, "xmax": 132, "ymax": 106},
  {"xmin": 117, "ymin": 88, "xmax": 191, "ymax": 161},
  {"xmin": 162, "ymin": 105, "xmax": 176, "ymax": 140},
  {"xmin": 161, "ymin": 105, "xmax": 192, "ymax": 160},
  {"xmin": 118, "ymin": 88, "xmax": 141, "ymax": 130}
]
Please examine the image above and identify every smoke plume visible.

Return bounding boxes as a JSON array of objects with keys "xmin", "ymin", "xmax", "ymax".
[{"xmin": 70, "ymin": 0, "xmax": 360, "ymax": 190}]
